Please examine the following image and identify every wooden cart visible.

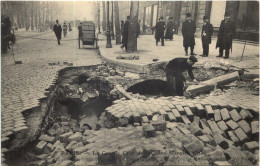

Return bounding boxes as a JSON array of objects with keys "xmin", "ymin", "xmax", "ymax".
[{"xmin": 78, "ymin": 21, "xmax": 98, "ymax": 49}]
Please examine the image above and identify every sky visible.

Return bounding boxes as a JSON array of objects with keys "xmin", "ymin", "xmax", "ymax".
[{"xmin": 58, "ymin": 1, "xmax": 98, "ymax": 22}]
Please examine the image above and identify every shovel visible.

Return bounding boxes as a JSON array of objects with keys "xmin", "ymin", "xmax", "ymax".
[{"xmin": 11, "ymin": 43, "xmax": 22, "ymax": 64}]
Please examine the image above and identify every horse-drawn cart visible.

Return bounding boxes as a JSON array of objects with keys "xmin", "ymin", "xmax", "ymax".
[{"xmin": 78, "ymin": 21, "xmax": 98, "ymax": 49}]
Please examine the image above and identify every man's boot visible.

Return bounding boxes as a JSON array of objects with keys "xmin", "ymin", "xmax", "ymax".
[{"xmin": 185, "ymin": 49, "xmax": 188, "ymax": 56}]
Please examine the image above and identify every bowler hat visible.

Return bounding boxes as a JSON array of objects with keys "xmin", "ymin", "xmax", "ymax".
[
  {"xmin": 203, "ymin": 16, "xmax": 208, "ymax": 21},
  {"xmin": 189, "ymin": 55, "xmax": 198, "ymax": 63},
  {"xmin": 186, "ymin": 13, "xmax": 192, "ymax": 17}
]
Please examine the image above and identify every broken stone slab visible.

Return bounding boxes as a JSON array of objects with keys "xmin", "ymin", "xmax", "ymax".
[
  {"xmin": 143, "ymin": 124, "xmax": 156, "ymax": 138},
  {"xmin": 68, "ymin": 132, "xmax": 83, "ymax": 142},
  {"xmin": 238, "ymin": 120, "xmax": 251, "ymax": 134},
  {"xmin": 242, "ymin": 141, "xmax": 259, "ymax": 153},
  {"xmin": 39, "ymin": 135, "xmax": 55, "ymax": 143},
  {"xmin": 183, "ymin": 139, "xmax": 204, "ymax": 157},
  {"xmin": 229, "ymin": 109, "xmax": 242, "ymax": 122}
]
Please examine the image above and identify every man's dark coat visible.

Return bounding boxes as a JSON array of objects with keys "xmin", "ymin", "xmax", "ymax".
[
  {"xmin": 182, "ymin": 20, "xmax": 196, "ymax": 47},
  {"xmin": 122, "ymin": 20, "xmax": 129, "ymax": 45},
  {"xmin": 155, "ymin": 21, "xmax": 166, "ymax": 40},
  {"xmin": 53, "ymin": 24, "xmax": 62, "ymax": 40},
  {"xmin": 201, "ymin": 22, "xmax": 213, "ymax": 44},
  {"xmin": 216, "ymin": 20, "xmax": 235, "ymax": 51},
  {"xmin": 165, "ymin": 21, "xmax": 174, "ymax": 39}
]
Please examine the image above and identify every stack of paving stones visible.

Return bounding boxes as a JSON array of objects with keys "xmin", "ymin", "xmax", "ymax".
[{"xmin": 95, "ymin": 65, "xmax": 125, "ymax": 77}]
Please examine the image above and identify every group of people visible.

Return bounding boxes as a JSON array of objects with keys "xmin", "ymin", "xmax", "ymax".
[
  {"xmin": 165, "ymin": 12, "xmax": 235, "ymax": 96},
  {"xmin": 53, "ymin": 20, "xmax": 72, "ymax": 45}
]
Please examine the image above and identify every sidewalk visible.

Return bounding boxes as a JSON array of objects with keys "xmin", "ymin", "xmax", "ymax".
[{"xmin": 99, "ymin": 34, "xmax": 259, "ymax": 73}]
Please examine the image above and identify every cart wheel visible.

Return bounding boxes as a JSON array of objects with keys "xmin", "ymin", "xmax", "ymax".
[{"xmin": 78, "ymin": 38, "xmax": 80, "ymax": 49}]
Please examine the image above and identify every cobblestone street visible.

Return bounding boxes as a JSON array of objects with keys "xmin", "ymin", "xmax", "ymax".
[{"xmin": 1, "ymin": 30, "xmax": 101, "ymax": 143}]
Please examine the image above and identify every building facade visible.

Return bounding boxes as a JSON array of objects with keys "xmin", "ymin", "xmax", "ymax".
[{"xmin": 117, "ymin": 1, "xmax": 259, "ymax": 41}]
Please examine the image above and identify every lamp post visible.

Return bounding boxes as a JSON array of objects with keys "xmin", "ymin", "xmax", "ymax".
[{"xmin": 106, "ymin": 1, "xmax": 112, "ymax": 48}]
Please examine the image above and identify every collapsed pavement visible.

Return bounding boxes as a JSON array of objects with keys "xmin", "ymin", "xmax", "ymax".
[{"xmin": 2, "ymin": 62, "xmax": 259, "ymax": 166}]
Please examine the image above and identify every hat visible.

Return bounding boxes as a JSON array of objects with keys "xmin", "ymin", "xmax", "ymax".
[
  {"xmin": 224, "ymin": 13, "xmax": 230, "ymax": 17},
  {"xmin": 203, "ymin": 16, "xmax": 208, "ymax": 21},
  {"xmin": 189, "ymin": 55, "xmax": 198, "ymax": 63},
  {"xmin": 169, "ymin": 17, "xmax": 173, "ymax": 20},
  {"xmin": 186, "ymin": 13, "xmax": 192, "ymax": 17},
  {"xmin": 160, "ymin": 16, "xmax": 164, "ymax": 19},
  {"xmin": 56, "ymin": 20, "xmax": 59, "ymax": 23}
]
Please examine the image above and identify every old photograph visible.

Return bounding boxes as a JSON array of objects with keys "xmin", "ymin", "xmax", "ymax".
[{"xmin": 1, "ymin": 0, "xmax": 259, "ymax": 165}]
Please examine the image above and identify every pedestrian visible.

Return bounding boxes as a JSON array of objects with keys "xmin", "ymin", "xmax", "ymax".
[
  {"xmin": 216, "ymin": 13, "xmax": 235, "ymax": 59},
  {"xmin": 200, "ymin": 16, "xmax": 213, "ymax": 57},
  {"xmin": 165, "ymin": 17, "xmax": 174, "ymax": 40},
  {"xmin": 174, "ymin": 20, "xmax": 179, "ymax": 34},
  {"xmin": 165, "ymin": 55, "xmax": 198, "ymax": 96},
  {"xmin": 121, "ymin": 16, "xmax": 130, "ymax": 51},
  {"xmin": 155, "ymin": 17, "xmax": 166, "ymax": 46},
  {"xmin": 137, "ymin": 20, "xmax": 141, "ymax": 37},
  {"xmin": 63, "ymin": 22, "xmax": 68, "ymax": 37},
  {"xmin": 182, "ymin": 13, "xmax": 197, "ymax": 56},
  {"xmin": 68, "ymin": 23, "xmax": 72, "ymax": 32},
  {"xmin": 53, "ymin": 20, "xmax": 62, "ymax": 45},
  {"xmin": 78, "ymin": 22, "xmax": 83, "ymax": 39}
]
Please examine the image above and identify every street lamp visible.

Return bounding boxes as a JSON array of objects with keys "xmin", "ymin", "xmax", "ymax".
[{"xmin": 106, "ymin": 1, "xmax": 112, "ymax": 48}]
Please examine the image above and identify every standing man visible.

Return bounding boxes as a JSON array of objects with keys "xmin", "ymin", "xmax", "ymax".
[
  {"xmin": 216, "ymin": 13, "xmax": 235, "ymax": 59},
  {"xmin": 63, "ymin": 22, "xmax": 68, "ymax": 37},
  {"xmin": 182, "ymin": 13, "xmax": 197, "ymax": 56},
  {"xmin": 121, "ymin": 16, "xmax": 130, "ymax": 51},
  {"xmin": 155, "ymin": 17, "xmax": 166, "ymax": 46},
  {"xmin": 120, "ymin": 20, "xmax": 124, "ymax": 36},
  {"xmin": 165, "ymin": 56, "xmax": 198, "ymax": 96},
  {"xmin": 78, "ymin": 22, "xmax": 83, "ymax": 39},
  {"xmin": 53, "ymin": 20, "xmax": 62, "ymax": 45},
  {"xmin": 165, "ymin": 17, "xmax": 174, "ymax": 41},
  {"xmin": 137, "ymin": 20, "xmax": 141, "ymax": 38},
  {"xmin": 200, "ymin": 16, "xmax": 213, "ymax": 57}
]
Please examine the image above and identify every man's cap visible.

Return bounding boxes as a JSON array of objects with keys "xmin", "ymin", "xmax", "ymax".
[
  {"xmin": 224, "ymin": 13, "xmax": 230, "ymax": 17},
  {"xmin": 186, "ymin": 13, "xmax": 192, "ymax": 17},
  {"xmin": 203, "ymin": 16, "xmax": 208, "ymax": 21},
  {"xmin": 189, "ymin": 55, "xmax": 198, "ymax": 63}
]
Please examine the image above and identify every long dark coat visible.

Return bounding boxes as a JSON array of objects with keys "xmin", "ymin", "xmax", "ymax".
[
  {"xmin": 182, "ymin": 20, "xmax": 196, "ymax": 47},
  {"xmin": 53, "ymin": 24, "xmax": 62, "ymax": 40},
  {"xmin": 201, "ymin": 22, "xmax": 213, "ymax": 44},
  {"xmin": 216, "ymin": 20, "xmax": 235, "ymax": 50},
  {"xmin": 155, "ymin": 21, "xmax": 166, "ymax": 40},
  {"xmin": 165, "ymin": 21, "xmax": 174, "ymax": 39},
  {"xmin": 122, "ymin": 20, "xmax": 129, "ymax": 45}
]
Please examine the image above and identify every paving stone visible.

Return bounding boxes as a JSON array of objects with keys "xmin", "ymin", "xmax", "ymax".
[
  {"xmin": 39, "ymin": 135, "xmax": 55, "ymax": 143},
  {"xmin": 143, "ymin": 124, "xmax": 156, "ymax": 138},
  {"xmin": 227, "ymin": 131, "xmax": 239, "ymax": 145},
  {"xmin": 189, "ymin": 122, "xmax": 203, "ymax": 136},
  {"xmin": 152, "ymin": 114, "xmax": 159, "ymax": 121},
  {"xmin": 193, "ymin": 116, "xmax": 200, "ymax": 127},
  {"xmin": 151, "ymin": 120, "xmax": 166, "ymax": 131},
  {"xmin": 220, "ymin": 108, "xmax": 230, "ymax": 121},
  {"xmin": 166, "ymin": 122, "xmax": 178, "ymax": 129},
  {"xmin": 167, "ymin": 112, "xmax": 176, "ymax": 122},
  {"xmin": 206, "ymin": 150, "xmax": 226, "ymax": 162},
  {"xmin": 60, "ymin": 131, "xmax": 74, "ymax": 142},
  {"xmin": 184, "ymin": 107, "xmax": 193, "ymax": 120},
  {"xmin": 68, "ymin": 132, "xmax": 82, "ymax": 142},
  {"xmin": 183, "ymin": 139, "xmax": 204, "ymax": 157},
  {"xmin": 55, "ymin": 160, "xmax": 73, "ymax": 166},
  {"xmin": 242, "ymin": 141, "xmax": 259, "ymax": 153},
  {"xmin": 52, "ymin": 140, "xmax": 64, "ymax": 151},
  {"xmin": 141, "ymin": 116, "xmax": 149, "ymax": 124},
  {"xmin": 212, "ymin": 132, "xmax": 228, "ymax": 149},
  {"xmin": 43, "ymin": 143, "xmax": 52, "ymax": 154},
  {"xmin": 207, "ymin": 120, "xmax": 222, "ymax": 133},
  {"xmin": 36, "ymin": 141, "xmax": 47, "ymax": 154},
  {"xmin": 205, "ymin": 105, "xmax": 214, "ymax": 119},
  {"xmin": 234, "ymin": 128, "xmax": 249, "ymax": 143},
  {"xmin": 181, "ymin": 115, "xmax": 191, "ymax": 125},
  {"xmin": 175, "ymin": 104, "xmax": 185, "ymax": 115},
  {"xmin": 238, "ymin": 120, "xmax": 251, "ymax": 134},
  {"xmin": 177, "ymin": 125, "xmax": 191, "ymax": 135},
  {"xmin": 214, "ymin": 109, "xmax": 222, "ymax": 122},
  {"xmin": 226, "ymin": 120, "xmax": 239, "ymax": 130},
  {"xmin": 251, "ymin": 121, "xmax": 259, "ymax": 135},
  {"xmin": 158, "ymin": 108, "xmax": 168, "ymax": 118},
  {"xmin": 214, "ymin": 161, "xmax": 232, "ymax": 166},
  {"xmin": 198, "ymin": 134, "xmax": 214, "ymax": 145},
  {"xmin": 65, "ymin": 141, "xmax": 78, "ymax": 151},
  {"xmin": 133, "ymin": 112, "xmax": 141, "ymax": 123},
  {"xmin": 217, "ymin": 121, "xmax": 229, "ymax": 132},
  {"xmin": 224, "ymin": 147, "xmax": 253, "ymax": 166},
  {"xmin": 239, "ymin": 109, "xmax": 253, "ymax": 121},
  {"xmin": 171, "ymin": 109, "xmax": 182, "ymax": 122},
  {"xmin": 162, "ymin": 105, "xmax": 171, "ymax": 112},
  {"xmin": 194, "ymin": 103, "xmax": 205, "ymax": 116},
  {"xmin": 229, "ymin": 109, "xmax": 242, "ymax": 122}
]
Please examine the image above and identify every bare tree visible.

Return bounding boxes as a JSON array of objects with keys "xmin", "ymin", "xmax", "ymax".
[
  {"xmin": 127, "ymin": 1, "xmax": 139, "ymax": 52},
  {"xmin": 114, "ymin": 1, "xmax": 121, "ymax": 44}
]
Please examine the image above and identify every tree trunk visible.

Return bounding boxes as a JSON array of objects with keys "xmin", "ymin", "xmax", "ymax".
[
  {"xmin": 102, "ymin": 1, "xmax": 106, "ymax": 31},
  {"xmin": 35, "ymin": 2, "xmax": 38, "ymax": 29},
  {"xmin": 114, "ymin": 1, "xmax": 121, "ymax": 44},
  {"xmin": 127, "ymin": 1, "xmax": 139, "ymax": 53},
  {"xmin": 106, "ymin": 1, "xmax": 112, "ymax": 48},
  {"xmin": 98, "ymin": 2, "xmax": 101, "ymax": 33},
  {"xmin": 31, "ymin": 2, "xmax": 34, "ymax": 30},
  {"xmin": 111, "ymin": 1, "xmax": 114, "ymax": 39},
  {"xmin": 39, "ymin": 2, "xmax": 41, "ymax": 30}
]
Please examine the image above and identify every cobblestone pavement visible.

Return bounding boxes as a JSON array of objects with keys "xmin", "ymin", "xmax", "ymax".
[{"xmin": 1, "ymin": 30, "xmax": 101, "ymax": 142}]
